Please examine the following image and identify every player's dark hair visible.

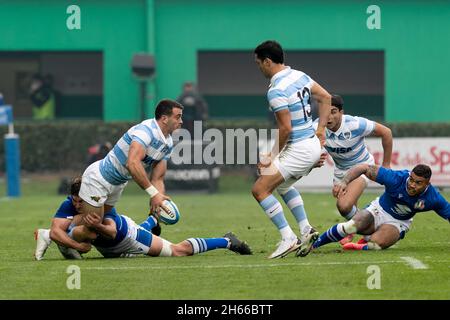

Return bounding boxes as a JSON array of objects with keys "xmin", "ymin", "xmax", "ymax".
[
  {"xmin": 155, "ymin": 99, "xmax": 184, "ymax": 120},
  {"xmin": 331, "ymin": 94, "xmax": 344, "ymax": 111},
  {"xmin": 412, "ymin": 164, "xmax": 432, "ymax": 180},
  {"xmin": 254, "ymin": 40, "xmax": 284, "ymax": 64},
  {"xmin": 70, "ymin": 176, "xmax": 82, "ymax": 196}
]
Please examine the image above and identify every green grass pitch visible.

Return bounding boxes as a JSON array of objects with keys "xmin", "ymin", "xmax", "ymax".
[{"xmin": 0, "ymin": 175, "xmax": 449, "ymax": 299}]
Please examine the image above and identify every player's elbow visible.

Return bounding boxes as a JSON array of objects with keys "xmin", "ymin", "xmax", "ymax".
[
  {"xmin": 383, "ymin": 127, "xmax": 392, "ymax": 140},
  {"xmin": 279, "ymin": 124, "xmax": 292, "ymax": 136},
  {"xmin": 104, "ymin": 228, "xmax": 117, "ymax": 240},
  {"xmin": 49, "ymin": 228, "xmax": 59, "ymax": 242},
  {"xmin": 125, "ymin": 158, "xmax": 139, "ymax": 171}
]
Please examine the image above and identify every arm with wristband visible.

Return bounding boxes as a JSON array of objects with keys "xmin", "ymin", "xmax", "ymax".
[{"xmin": 126, "ymin": 141, "xmax": 170, "ymax": 217}]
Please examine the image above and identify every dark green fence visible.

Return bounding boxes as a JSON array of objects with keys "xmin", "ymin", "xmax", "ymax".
[{"xmin": 1, "ymin": 120, "xmax": 449, "ymax": 172}]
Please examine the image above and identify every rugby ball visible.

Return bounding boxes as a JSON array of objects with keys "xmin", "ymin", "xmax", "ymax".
[{"xmin": 159, "ymin": 200, "xmax": 181, "ymax": 225}]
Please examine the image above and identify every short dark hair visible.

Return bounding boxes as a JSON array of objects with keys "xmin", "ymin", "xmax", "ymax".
[
  {"xmin": 412, "ymin": 164, "xmax": 432, "ymax": 180},
  {"xmin": 254, "ymin": 40, "xmax": 284, "ymax": 64},
  {"xmin": 155, "ymin": 99, "xmax": 184, "ymax": 120},
  {"xmin": 331, "ymin": 94, "xmax": 344, "ymax": 111},
  {"xmin": 71, "ymin": 176, "xmax": 82, "ymax": 196}
]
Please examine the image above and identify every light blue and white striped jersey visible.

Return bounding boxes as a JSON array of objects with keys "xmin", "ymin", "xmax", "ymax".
[
  {"xmin": 267, "ymin": 66, "xmax": 316, "ymax": 143},
  {"xmin": 314, "ymin": 114, "xmax": 375, "ymax": 170},
  {"xmin": 99, "ymin": 118, "xmax": 174, "ymax": 185}
]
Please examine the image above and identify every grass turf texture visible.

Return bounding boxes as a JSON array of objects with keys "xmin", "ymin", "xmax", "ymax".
[{"xmin": 0, "ymin": 175, "xmax": 449, "ymax": 299}]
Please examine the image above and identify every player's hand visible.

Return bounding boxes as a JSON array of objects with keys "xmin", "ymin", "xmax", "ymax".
[
  {"xmin": 257, "ymin": 153, "xmax": 272, "ymax": 175},
  {"xmin": 77, "ymin": 242, "xmax": 92, "ymax": 253},
  {"xmin": 333, "ymin": 182, "xmax": 347, "ymax": 198},
  {"xmin": 83, "ymin": 212, "xmax": 102, "ymax": 228},
  {"xmin": 150, "ymin": 193, "xmax": 171, "ymax": 219},
  {"xmin": 314, "ymin": 152, "xmax": 327, "ymax": 168},
  {"xmin": 382, "ymin": 162, "xmax": 391, "ymax": 169}
]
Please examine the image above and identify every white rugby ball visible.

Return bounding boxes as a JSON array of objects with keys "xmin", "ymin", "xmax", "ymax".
[{"xmin": 159, "ymin": 200, "xmax": 181, "ymax": 225}]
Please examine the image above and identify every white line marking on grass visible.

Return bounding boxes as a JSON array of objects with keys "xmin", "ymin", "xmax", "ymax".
[
  {"xmin": 81, "ymin": 260, "xmax": 420, "ymax": 271},
  {"xmin": 400, "ymin": 256, "xmax": 428, "ymax": 269}
]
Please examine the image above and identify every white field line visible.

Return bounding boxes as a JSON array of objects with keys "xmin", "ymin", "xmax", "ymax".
[
  {"xmin": 400, "ymin": 256, "xmax": 429, "ymax": 269},
  {"xmin": 1, "ymin": 259, "xmax": 448, "ymax": 271},
  {"xmin": 80, "ymin": 259, "xmax": 448, "ymax": 271}
]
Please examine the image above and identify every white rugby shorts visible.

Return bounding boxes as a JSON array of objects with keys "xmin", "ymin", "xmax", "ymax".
[
  {"xmin": 272, "ymin": 135, "xmax": 321, "ymax": 180},
  {"xmin": 79, "ymin": 160, "xmax": 127, "ymax": 207},
  {"xmin": 365, "ymin": 198, "xmax": 412, "ymax": 235}
]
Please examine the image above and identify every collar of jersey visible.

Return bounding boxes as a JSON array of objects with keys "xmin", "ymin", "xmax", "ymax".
[
  {"xmin": 270, "ymin": 66, "xmax": 291, "ymax": 87},
  {"xmin": 152, "ymin": 119, "xmax": 168, "ymax": 144},
  {"xmin": 327, "ymin": 117, "xmax": 347, "ymax": 138}
]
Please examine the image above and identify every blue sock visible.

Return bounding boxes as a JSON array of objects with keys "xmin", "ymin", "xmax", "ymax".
[
  {"xmin": 280, "ymin": 188, "xmax": 310, "ymax": 232},
  {"xmin": 187, "ymin": 238, "xmax": 229, "ymax": 254},
  {"xmin": 140, "ymin": 216, "xmax": 157, "ymax": 231},
  {"xmin": 313, "ymin": 224, "xmax": 347, "ymax": 249},
  {"xmin": 259, "ymin": 195, "xmax": 289, "ymax": 231}
]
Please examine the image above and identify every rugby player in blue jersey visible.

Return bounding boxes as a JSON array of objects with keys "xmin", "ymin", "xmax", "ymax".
[
  {"xmin": 252, "ymin": 40, "xmax": 332, "ymax": 259},
  {"xmin": 297, "ymin": 163, "xmax": 450, "ymax": 256},
  {"xmin": 313, "ymin": 94, "xmax": 392, "ymax": 244},
  {"xmin": 35, "ymin": 178, "xmax": 252, "ymax": 260}
]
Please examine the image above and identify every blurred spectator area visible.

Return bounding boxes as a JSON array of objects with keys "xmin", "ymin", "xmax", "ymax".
[
  {"xmin": 0, "ymin": 51, "xmax": 103, "ymax": 119},
  {"xmin": 198, "ymin": 51, "xmax": 384, "ymax": 122}
]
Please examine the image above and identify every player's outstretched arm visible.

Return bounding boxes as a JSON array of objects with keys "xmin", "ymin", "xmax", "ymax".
[
  {"xmin": 311, "ymin": 82, "xmax": 331, "ymax": 146},
  {"xmin": 433, "ymin": 193, "xmax": 450, "ymax": 224},
  {"xmin": 127, "ymin": 141, "xmax": 152, "ymax": 190},
  {"xmin": 50, "ymin": 218, "xmax": 90, "ymax": 252},
  {"xmin": 372, "ymin": 122, "xmax": 393, "ymax": 168},
  {"xmin": 127, "ymin": 142, "xmax": 169, "ymax": 215},
  {"xmin": 84, "ymin": 214, "xmax": 117, "ymax": 240},
  {"xmin": 150, "ymin": 160, "xmax": 168, "ymax": 195},
  {"xmin": 333, "ymin": 164, "xmax": 380, "ymax": 198}
]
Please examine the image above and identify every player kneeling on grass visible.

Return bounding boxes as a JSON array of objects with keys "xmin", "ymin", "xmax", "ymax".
[
  {"xmin": 35, "ymin": 178, "xmax": 252, "ymax": 260},
  {"xmin": 296, "ymin": 163, "xmax": 450, "ymax": 257},
  {"xmin": 35, "ymin": 177, "xmax": 161, "ymax": 260},
  {"xmin": 82, "ymin": 211, "xmax": 252, "ymax": 258}
]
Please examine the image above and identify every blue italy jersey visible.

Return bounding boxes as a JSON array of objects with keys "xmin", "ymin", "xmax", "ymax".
[
  {"xmin": 54, "ymin": 196, "xmax": 80, "ymax": 220},
  {"xmin": 92, "ymin": 212, "xmax": 128, "ymax": 247},
  {"xmin": 99, "ymin": 118, "xmax": 174, "ymax": 185},
  {"xmin": 267, "ymin": 66, "xmax": 316, "ymax": 143},
  {"xmin": 54, "ymin": 197, "xmax": 119, "ymax": 220},
  {"xmin": 376, "ymin": 167, "xmax": 450, "ymax": 221}
]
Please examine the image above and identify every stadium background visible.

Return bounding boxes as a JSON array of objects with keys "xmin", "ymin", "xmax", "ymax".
[
  {"xmin": 1, "ymin": 0, "xmax": 450, "ymax": 175},
  {"xmin": 0, "ymin": 0, "xmax": 449, "ymax": 301}
]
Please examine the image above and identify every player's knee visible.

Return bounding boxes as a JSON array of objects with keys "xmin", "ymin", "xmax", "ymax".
[
  {"xmin": 352, "ymin": 211, "xmax": 373, "ymax": 232},
  {"xmin": 171, "ymin": 243, "xmax": 191, "ymax": 257},
  {"xmin": 251, "ymin": 184, "xmax": 263, "ymax": 200},
  {"xmin": 336, "ymin": 201, "xmax": 352, "ymax": 216}
]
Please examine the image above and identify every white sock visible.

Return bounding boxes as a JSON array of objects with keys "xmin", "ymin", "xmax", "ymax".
[
  {"xmin": 279, "ymin": 226, "xmax": 296, "ymax": 240},
  {"xmin": 44, "ymin": 229, "xmax": 51, "ymax": 242},
  {"xmin": 299, "ymin": 220, "xmax": 311, "ymax": 236}
]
